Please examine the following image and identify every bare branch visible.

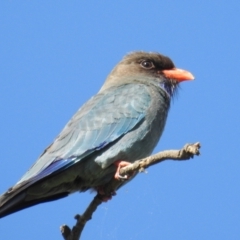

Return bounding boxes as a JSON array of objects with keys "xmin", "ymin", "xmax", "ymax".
[
  {"xmin": 60, "ymin": 195, "xmax": 102, "ymax": 240},
  {"xmin": 60, "ymin": 142, "xmax": 201, "ymax": 240}
]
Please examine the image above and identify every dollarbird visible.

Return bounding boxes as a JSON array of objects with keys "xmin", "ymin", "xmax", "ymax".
[{"xmin": 0, "ymin": 51, "xmax": 194, "ymax": 218}]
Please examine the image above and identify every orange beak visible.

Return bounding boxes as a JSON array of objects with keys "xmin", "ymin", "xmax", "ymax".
[{"xmin": 162, "ymin": 68, "xmax": 194, "ymax": 82}]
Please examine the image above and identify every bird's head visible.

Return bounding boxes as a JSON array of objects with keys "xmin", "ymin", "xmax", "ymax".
[{"xmin": 100, "ymin": 51, "xmax": 194, "ymax": 97}]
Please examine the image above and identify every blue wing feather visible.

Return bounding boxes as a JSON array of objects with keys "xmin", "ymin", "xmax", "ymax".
[{"xmin": 17, "ymin": 83, "xmax": 151, "ymax": 185}]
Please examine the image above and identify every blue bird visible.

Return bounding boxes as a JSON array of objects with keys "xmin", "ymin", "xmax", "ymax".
[{"xmin": 0, "ymin": 52, "xmax": 194, "ymax": 218}]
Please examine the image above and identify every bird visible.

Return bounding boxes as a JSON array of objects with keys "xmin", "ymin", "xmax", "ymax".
[{"xmin": 0, "ymin": 51, "xmax": 194, "ymax": 218}]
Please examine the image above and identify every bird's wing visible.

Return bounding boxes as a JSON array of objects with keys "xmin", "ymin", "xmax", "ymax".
[{"xmin": 18, "ymin": 83, "xmax": 151, "ymax": 184}]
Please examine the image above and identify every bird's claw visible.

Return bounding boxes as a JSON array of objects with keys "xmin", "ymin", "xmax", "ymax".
[
  {"xmin": 114, "ymin": 160, "xmax": 132, "ymax": 181},
  {"xmin": 114, "ymin": 173, "xmax": 128, "ymax": 180}
]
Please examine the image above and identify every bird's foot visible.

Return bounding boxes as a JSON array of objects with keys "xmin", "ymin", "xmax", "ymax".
[
  {"xmin": 114, "ymin": 160, "xmax": 132, "ymax": 180},
  {"xmin": 96, "ymin": 186, "xmax": 116, "ymax": 202}
]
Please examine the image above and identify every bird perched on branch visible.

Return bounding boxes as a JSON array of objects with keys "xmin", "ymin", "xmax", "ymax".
[{"xmin": 0, "ymin": 51, "xmax": 194, "ymax": 218}]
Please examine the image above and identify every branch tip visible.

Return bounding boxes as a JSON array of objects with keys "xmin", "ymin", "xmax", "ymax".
[{"xmin": 60, "ymin": 225, "xmax": 71, "ymax": 239}]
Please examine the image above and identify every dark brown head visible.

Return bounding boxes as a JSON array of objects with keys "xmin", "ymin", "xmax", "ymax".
[{"xmin": 100, "ymin": 51, "xmax": 194, "ymax": 96}]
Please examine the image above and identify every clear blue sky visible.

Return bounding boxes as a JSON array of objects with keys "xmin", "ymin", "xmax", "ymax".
[{"xmin": 0, "ymin": 1, "xmax": 239, "ymax": 239}]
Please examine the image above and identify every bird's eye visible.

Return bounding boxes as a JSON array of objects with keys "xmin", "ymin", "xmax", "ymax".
[{"xmin": 140, "ymin": 60, "xmax": 154, "ymax": 69}]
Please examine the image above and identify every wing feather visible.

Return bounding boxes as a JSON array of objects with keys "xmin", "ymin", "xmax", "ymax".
[{"xmin": 18, "ymin": 84, "xmax": 151, "ymax": 184}]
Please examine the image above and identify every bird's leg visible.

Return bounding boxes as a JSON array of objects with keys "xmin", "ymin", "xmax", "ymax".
[
  {"xmin": 95, "ymin": 160, "xmax": 132, "ymax": 202},
  {"xmin": 95, "ymin": 186, "xmax": 116, "ymax": 202},
  {"xmin": 114, "ymin": 160, "xmax": 132, "ymax": 180}
]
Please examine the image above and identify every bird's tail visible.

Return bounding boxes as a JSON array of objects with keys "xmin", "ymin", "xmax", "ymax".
[
  {"xmin": 0, "ymin": 187, "xmax": 69, "ymax": 218},
  {"xmin": 0, "ymin": 190, "xmax": 27, "ymax": 218}
]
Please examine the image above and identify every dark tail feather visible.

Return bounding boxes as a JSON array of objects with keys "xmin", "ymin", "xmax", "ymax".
[{"xmin": 0, "ymin": 192, "xmax": 69, "ymax": 218}]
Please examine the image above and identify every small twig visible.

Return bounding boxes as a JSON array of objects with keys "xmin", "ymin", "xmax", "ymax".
[
  {"xmin": 119, "ymin": 142, "xmax": 201, "ymax": 176},
  {"xmin": 60, "ymin": 195, "xmax": 102, "ymax": 240},
  {"xmin": 60, "ymin": 142, "xmax": 201, "ymax": 240}
]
